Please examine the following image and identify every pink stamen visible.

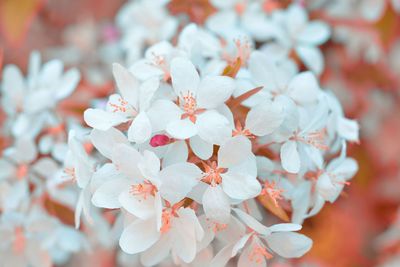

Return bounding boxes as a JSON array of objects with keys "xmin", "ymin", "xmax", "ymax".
[
  {"xmin": 130, "ymin": 180, "xmax": 158, "ymax": 200},
  {"xmin": 179, "ymin": 91, "xmax": 206, "ymax": 123},
  {"xmin": 201, "ymin": 161, "xmax": 226, "ymax": 186},
  {"xmin": 208, "ymin": 220, "xmax": 228, "ymax": 233},
  {"xmin": 232, "ymin": 121, "xmax": 254, "ymax": 138},
  {"xmin": 109, "ymin": 98, "xmax": 129, "ymax": 113},
  {"xmin": 249, "ymin": 243, "xmax": 273, "ymax": 263},
  {"xmin": 291, "ymin": 129, "xmax": 329, "ymax": 151},
  {"xmin": 260, "ymin": 181, "xmax": 284, "ymax": 207}
]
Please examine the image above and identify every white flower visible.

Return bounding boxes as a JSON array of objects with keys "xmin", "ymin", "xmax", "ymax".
[
  {"xmin": 267, "ymin": 4, "xmax": 330, "ymax": 75},
  {"xmin": 148, "ymin": 57, "xmax": 235, "ymax": 146},
  {"xmin": 84, "ymin": 63, "xmax": 159, "ymax": 144},
  {"xmin": 210, "ymin": 208, "xmax": 312, "ymax": 267},
  {"xmin": 200, "ymin": 136, "xmax": 261, "ymax": 223},
  {"xmin": 120, "ymin": 206, "xmax": 204, "ymax": 265},
  {"xmin": 1, "ymin": 52, "xmax": 80, "ymax": 138}
]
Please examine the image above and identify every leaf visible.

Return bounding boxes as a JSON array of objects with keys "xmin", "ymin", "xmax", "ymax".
[
  {"xmin": 167, "ymin": 0, "xmax": 216, "ymax": 25},
  {"xmin": 226, "ymin": 86, "xmax": 263, "ymax": 109},
  {"xmin": 257, "ymin": 194, "xmax": 290, "ymax": 222},
  {"xmin": 43, "ymin": 195, "xmax": 75, "ymax": 227},
  {"xmin": 0, "ymin": 0, "xmax": 44, "ymax": 46}
]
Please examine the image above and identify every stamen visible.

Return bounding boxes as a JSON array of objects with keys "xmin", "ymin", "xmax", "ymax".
[
  {"xmin": 109, "ymin": 97, "xmax": 129, "ymax": 113},
  {"xmin": 130, "ymin": 180, "xmax": 158, "ymax": 200},
  {"xmin": 291, "ymin": 129, "xmax": 329, "ymax": 151},
  {"xmin": 260, "ymin": 181, "xmax": 284, "ymax": 207},
  {"xmin": 232, "ymin": 121, "xmax": 254, "ymax": 138},
  {"xmin": 179, "ymin": 91, "xmax": 205, "ymax": 123},
  {"xmin": 207, "ymin": 220, "xmax": 228, "ymax": 233},
  {"xmin": 201, "ymin": 161, "xmax": 226, "ymax": 186},
  {"xmin": 249, "ymin": 243, "xmax": 273, "ymax": 263}
]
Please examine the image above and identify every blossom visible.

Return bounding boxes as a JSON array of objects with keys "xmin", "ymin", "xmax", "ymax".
[{"xmin": 0, "ymin": 52, "xmax": 80, "ymax": 138}]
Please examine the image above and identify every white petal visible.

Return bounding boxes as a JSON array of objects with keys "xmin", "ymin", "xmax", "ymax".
[
  {"xmin": 197, "ymin": 76, "xmax": 235, "ymax": 109},
  {"xmin": 196, "ymin": 110, "xmax": 231, "ymax": 145},
  {"xmin": 147, "ymin": 100, "xmax": 182, "ymax": 132},
  {"xmin": 112, "ymin": 144, "xmax": 143, "ymax": 179},
  {"xmin": 337, "ymin": 117, "xmax": 359, "ymax": 142},
  {"xmin": 139, "ymin": 77, "xmax": 159, "ymax": 111},
  {"xmin": 172, "ymin": 208, "xmax": 200, "ymax": 263},
  {"xmin": 171, "ymin": 57, "xmax": 200, "ymax": 96},
  {"xmin": 297, "ymin": 21, "xmax": 330, "ymax": 46},
  {"xmin": 12, "ymin": 138, "xmax": 36, "ymax": 163},
  {"xmin": 281, "ymin": 141, "xmax": 300, "ymax": 173},
  {"xmin": 210, "ymin": 244, "xmax": 235, "ymax": 267},
  {"xmin": 232, "ymin": 233, "xmax": 252, "ymax": 257},
  {"xmin": 55, "ymin": 68, "xmax": 80, "ymax": 100},
  {"xmin": 316, "ymin": 173, "xmax": 337, "ymax": 202},
  {"xmin": 218, "ymin": 136, "xmax": 252, "ymax": 168},
  {"xmin": 269, "ymin": 223, "xmax": 302, "ymax": 232},
  {"xmin": 296, "ymin": 46, "xmax": 324, "ymax": 75},
  {"xmin": 159, "ymin": 163, "xmax": 202, "ymax": 204},
  {"xmin": 246, "ymin": 101, "xmax": 284, "ymax": 136},
  {"xmin": 140, "ymin": 234, "xmax": 171, "ymax": 266},
  {"xmin": 162, "ymin": 141, "xmax": 189, "ymax": 167},
  {"xmin": 113, "ymin": 63, "xmax": 139, "ymax": 107},
  {"xmin": 0, "ymin": 160, "xmax": 15, "ymax": 180},
  {"xmin": 119, "ymin": 219, "xmax": 160, "ymax": 254},
  {"xmin": 238, "ymin": 240, "xmax": 265, "ymax": 267},
  {"xmin": 286, "ymin": 4, "xmax": 308, "ymax": 36},
  {"xmin": 90, "ymin": 128, "xmax": 129, "ymax": 159},
  {"xmin": 221, "ymin": 171, "xmax": 261, "ymax": 200},
  {"xmin": 119, "ymin": 190, "xmax": 156, "ymax": 219},
  {"xmin": 287, "ymin": 71, "xmax": 320, "ymax": 105},
  {"xmin": 233, "ymin": 208, "xmax": 270, "ymax": 236},
  {"xmin": 266, "ymin": 232, "xmax": 312, "ymax": 258},
  {"xmin": 138, "ymin": 150, "xmax": 161, "ymax": 180},
  {"xmin": 190, "ymin": 135, "xmax": 213, "ymax": 160},
  {"xmin": 92, "ymin": 178, "xmax": 129, "ymax": 209},
  {"xmin": 166, "ymin": 119, "xmax": 198, "ymax": 140},
  {"xmin": 84, "ymin": 108, "xmax": 128, "ymax": 130},
  {"xmin": 202, "ymin": 185, "xmax": 231, "ymax": 224},
  {"xmin": 128, "ymin": 112, "xmax": 152, "ymax": 144}
]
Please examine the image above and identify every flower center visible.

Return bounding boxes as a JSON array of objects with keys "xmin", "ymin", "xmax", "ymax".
[
  {"xmin": 232, "ymin": 121, "xmax": 254, "ymax": 138},
  {"xmin": 16, "ymin": 164, "xmax": 29, "ymax": 180},
  {"xmin": 180, "ymin": 92, "xmax": 206, "ymax": 123},
  {"xmin": 130, "ymin": 180, "xmax": 158, "ymax": 200},
  {"xmin": 12, "ymin": 227, "xmax": 26, "ymax": 254},
  {"xmin": 201, "ymin": 161, "xmax": 226, "ymax": 186}
]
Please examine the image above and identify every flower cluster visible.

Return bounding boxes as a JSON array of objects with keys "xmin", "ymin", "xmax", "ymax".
[
  {"xmin": 0, "ymin": 1, "xmax": 363, "ymax": 267},
  {"xmin": 73, "ymin": 2, "xmax": 358, "ymax": 266}
]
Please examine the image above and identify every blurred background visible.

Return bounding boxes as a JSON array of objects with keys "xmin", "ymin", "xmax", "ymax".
[{"xmin": 1, "ymin": 0, "xmax": 400, "ymax": 267}]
